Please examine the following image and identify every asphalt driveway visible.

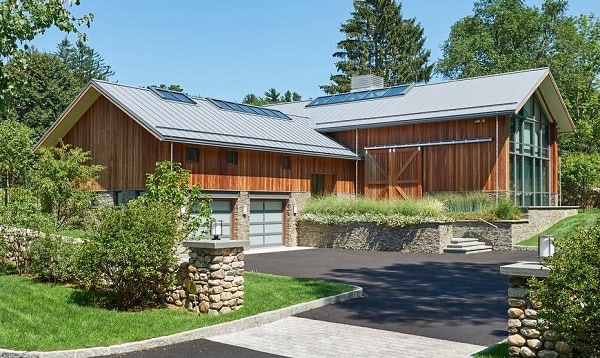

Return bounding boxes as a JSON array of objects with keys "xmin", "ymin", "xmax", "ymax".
[{"xmin": 246, "ymin": 248, "xmax": 537, "ymax": 346}]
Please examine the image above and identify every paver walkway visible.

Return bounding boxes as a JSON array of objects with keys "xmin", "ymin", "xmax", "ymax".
[{"xmin": 209, "ymin": 316, "xmax": 487, "ymax": 358}]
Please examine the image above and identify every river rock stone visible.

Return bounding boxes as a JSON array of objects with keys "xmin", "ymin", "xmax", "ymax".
[
  {"xmin": 508, "ymin": 308, "xmax": 524, "ymax": 318},
  {"xmin": 508, "ymin": 319, "xmax": 522, "ymax": 328},
  {"xmin": 522, "ymin": 319, "xmax": 537, "ymax": 328},
  {"xmin": 508, "ymin": 287, "xmax": 528, "ymax": 298},
  {"xmin": 521, "ymin": 328, "xmax": 541, "ymax": 338},
  {"xmin": 538, "ymin": 350, "xmax": 558, "ymax": 358},
  {"xmin": 519, "ymin": 346, "xmax": 536, "ymax": 357},
  {"xmin": 554, "ymin": 341, "xmax": 572, "ymax": 354},
  {"xmin": 527, "ymin": 339, "xmax": 542, "ymax": 350},
  {"xmin": 508, "ymin": 334, "xmax": 526, "ymax": 346},
  {"xmin": 524, "ymin": 309, "xmax": 538, "ymax": 319}
]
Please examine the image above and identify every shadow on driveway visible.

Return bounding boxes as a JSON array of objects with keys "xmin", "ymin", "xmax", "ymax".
[{"xmin": 246, "ymin": 248, "xmax": 537, "ymax": 346}]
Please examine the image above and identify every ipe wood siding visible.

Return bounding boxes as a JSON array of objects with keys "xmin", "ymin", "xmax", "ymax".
[
  {"xmin": 62, "ymin": 96, "xmax": 355, "ymax": 194},
  {"xmin": 329, "ymin": 116, "xmax": 518, "ymax": 195}
]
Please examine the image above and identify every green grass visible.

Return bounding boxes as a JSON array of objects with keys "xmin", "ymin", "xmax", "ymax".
[
  {"xmin": 57, "ymin": 228, "xmax": 86, "ymax": 238},
  {"xmin": 472, "ymin": 342, "xmax": 509, "ymax": 357},
  {"xmin": 517, "ymin": 209, "xmax": 600, "ymax": 246},
  {"xmin": 0, "ymin": 272, "xmax": 353, "ymax": 351}
]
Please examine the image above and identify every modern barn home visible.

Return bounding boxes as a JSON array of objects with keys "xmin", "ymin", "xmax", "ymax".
[{"xmin": 35, "ymin": 68, "xmax": 574, "ymax": 247}]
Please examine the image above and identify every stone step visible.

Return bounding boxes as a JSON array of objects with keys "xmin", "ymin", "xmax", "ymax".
[
  {"xmin": 464, "ymin": 248, "xmax": 493, "ymax": 254},
  {"xmin": 445, "ymin": 241, "xmax": 485, "ymax": 248},
  {"xmin": 443, "ymin": 245, "xmax": 493, "ymax": 254},
  {"xmin": 450, "ymin": 237, "xmax": 480, "ymax": 243}
]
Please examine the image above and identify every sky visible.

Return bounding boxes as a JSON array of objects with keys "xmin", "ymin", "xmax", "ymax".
[{"xmin": 30, "ymin": 0, "xmax": 600, "ymax": 102}]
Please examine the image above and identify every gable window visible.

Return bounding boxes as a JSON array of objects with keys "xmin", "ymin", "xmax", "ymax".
[
  {"xmin": 509, "ymin": 96, "xmax": 551, "ymax": 206},
  {"xmin": 282, "ymin": 156, "xmax": 291, "ymax": 169},
  {"xmin": 227, "ymin": 151, "xmax": 238, "ymax": 165},
  {"xmin": 187, "ymin": 147, "xmax": 199, "ymax": 162}
]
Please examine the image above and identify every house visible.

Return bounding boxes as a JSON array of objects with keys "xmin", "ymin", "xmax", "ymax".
[{"xmin": 35, "ymin": 67, "xmax": 574, "ymax": 247}]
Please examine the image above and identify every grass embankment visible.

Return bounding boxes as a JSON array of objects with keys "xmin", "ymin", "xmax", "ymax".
[
  {"xmin": 472, "ymin": 342, "xmax": 509, "ymax": 358},
  {"xmin": 517, "ymin": 209, "xmax": 600, "ymax": 246},
  {"xmin": 0, "ymin": 272, "xmax": 353, "ymax": 351}
]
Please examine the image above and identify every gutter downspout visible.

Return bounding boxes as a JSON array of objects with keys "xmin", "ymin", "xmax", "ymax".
[
  {"xmin": 170, "ymin": 141, "xmax": 174, "ymax": 170},
  {"xmin": 495, "ymin": 115, "xmax": 499, "ymax": 203},
  {"xmin": 355, "ymin": 128, "xmax": 359, "ymax": 197}
]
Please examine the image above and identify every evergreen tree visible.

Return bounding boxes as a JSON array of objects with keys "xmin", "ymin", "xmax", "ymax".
[
  {"xmin": 150, "ymin": 84, "xmax": 184, "ymax": 92},
  {"xmin": 264, "ymin": 88, "xmax": 280, "ymax": 103},
  {"xmin": 321, "ymin": 0, "xmax": 433, "ymax": 94},
  {"xmin": 56, "ymin": 38, "xmax": 114, "ymax": 87}
]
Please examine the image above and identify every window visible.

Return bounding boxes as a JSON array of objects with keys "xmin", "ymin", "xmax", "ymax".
[
  {"xmin": 227, "ymin": 151, "xmax": 238, "ymax": 165},
  {"xmin": 187, "ymin": 147, "xmax": 199, "ymax": 162},
  {"xmin": 151, "ymin": 88, "xmax": 195, "ymax": 104},
  {"xmin": 282, "ymin": 156, "xmax": 291, "ymax": 169},
  {"xmin": 509, "ymin": 96, "xmax": 551, "ymax": 206}
]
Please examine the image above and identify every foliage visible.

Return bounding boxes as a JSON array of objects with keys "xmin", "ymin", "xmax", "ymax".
[
  {"xmin": 300, "ymin": 196, "xmax": 449, "ymax": 226},
  {"xmin": 27, "ymin": 235, "xmax": 80, "ymax": 283},
  {"xmin": 56, "ymin": 38, "xmax": 114, "ymax": 87},
  {"xmin": 0, "ymin": 0, "xmax": 92, "ymax": 112},
  {"xmin": 472, "ymin": 342, "xmax": 509, "ymax": 358},
  {"xmin": 494, "ymin": 198, "xmax": 521, "ymax": 220},
  {"xmin": 149, "ymin": 83, "xmax": 184, "ymax": 92},
  {"xmin": 144, "ymin": 161, "xmax": 212, "ymax": 239},
  {"xmin": 518, "ymin": 209, "xmax": 600, "ymax": 246},
  {"xmin": 0, "ymin": 273, "xmax": 352, "ymax": 351},
  {"xmin": 242, "ymin": 89, "xmax": 302, "ymax": 105},
  {"xmin": 560, "ymin": 152, "xmax": 600, "ymax": 207},
  {"xmin": 529, "ymin": 225, "xmax": 600, "ymax": 355},
  {"xmin": 0, "ymin": 120, "xmax": 34, "ymax": 195},
  {"xmin": 436, "ymin": 0, "xmax": 600, "ymax": 155},
  {"xmin": 77, "ymin": 199, "xmax": 180, "ymax": 308},
  {"xmin": 321, "ymin": 0, "xmax": 433, "ymax": 94},
  {"xmin": 3, "ymin": 50, "xmax": 79, "ymax": 136},
  {"xmin": 30, "ymin": 142, "xmax": 103, "ymax": 229},
  {"xmin": 428, "ymin": 192, "xmax": 492, "ymax": 214}
]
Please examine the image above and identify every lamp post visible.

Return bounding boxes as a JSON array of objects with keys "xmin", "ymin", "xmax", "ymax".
[
  {"xmin": 211, "ymin": 220, "xmax": 223, "ymax": 240},
  {"xmin": 538, "ymin": 235, "xmax": 555, "ymax": 258}
]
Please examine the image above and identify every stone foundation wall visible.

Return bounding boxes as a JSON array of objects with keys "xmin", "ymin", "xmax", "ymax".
[
  {"xmin": 452, "ymin": 221, "xmax": 519, "ymax": 251},
  {"xmin": 166, "ymin": 241, "xmax": 248, "ymax": 315},
  {"xmin": 511, "ymin": 207, "xmax": 577, "ymax": 244},
  {"xmin": 297, "ymin": 221, "xmax": 452, "ymax": 253}
]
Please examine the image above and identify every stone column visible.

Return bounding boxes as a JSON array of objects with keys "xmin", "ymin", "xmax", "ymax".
[
  {"xmin": 172, "ymin": 240, "xmax": 249, "ymax": 315},
  {"xmin": 286, "ymin": 192, "xmax": 311, "ymax": 246},
  {"xmin": 500, "ymin": 262, "xmax": 573, "ymax": 357},
  {"xmin": 234, "ymin": 192, "xmax": 250, "ymax": 241}
]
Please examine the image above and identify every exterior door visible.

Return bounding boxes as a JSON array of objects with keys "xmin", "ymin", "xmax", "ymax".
[
  {"xmin": 249, "ymin": 200, "xmax": 284, "ymax": 247},
  {"xmin": 365, "ymin": 147, "xmax": 422, "ymax": 199}
]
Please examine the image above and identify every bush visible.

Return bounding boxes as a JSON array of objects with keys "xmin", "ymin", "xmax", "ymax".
[
  {"xmin": 494, "ymin": 198, "xmax": 521, "ymax": 220},
  {"xmin": 78, "ymin": 198, "xmax": 181, "ymax": 308},
  {"xmin": 430, "ymin": 192, "xmax": 493, "ymax": 214},
  {"xmin": 27, "ymin": 235, "xmax": 80, "ymax": 283},
  {"xmin": 560, "ymin": 152, "xmax": 600, "ymax": 207},
  {"xmin": 529, "ymin": 225, "xmax": 600, "ymax": 355}
]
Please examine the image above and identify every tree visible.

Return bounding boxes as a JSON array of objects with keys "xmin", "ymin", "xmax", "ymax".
[
  {"xmin": 283, "ymin": 90, "xmax": 302, "ymax": 102},
  {"xmin": 560, "ymin": 152, "xmax": 600, "ymax": 207},
  {"xmin": 0, "ymin": 120, "xmax": 34, "ymax": 204},
  {"xmin": 321, "ymin": 0, "xmax": 433, "ymax": 94},
  {"xmin": 264, "ymin": 88, "xmax": 280, "ymax": 103},
  {"xmin": 0, "ymin": 0, "xmax": 92, "ymax": 113},
  {"xmin": 3, "ymin": 50, "xmax": 79, "ymax": 137},
  {"xmin": 149, "ymin": 84, "xmax": 184, "ymax": 92},
  {"xmin": 56, "ymin": 38, "xmax": 114, "ymax": 87},
  {"xmin": 242, "ymin": 93, "xmax": 267, "ymax": 105},
  {"xmin": 30, "ymin": 142, "xmax": 104, "ymax": 229}
]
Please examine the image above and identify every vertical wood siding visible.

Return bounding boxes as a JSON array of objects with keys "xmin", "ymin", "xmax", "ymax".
[{"xmin": 61, "ymin": 96, "xmax": 356, "ymax": 193}]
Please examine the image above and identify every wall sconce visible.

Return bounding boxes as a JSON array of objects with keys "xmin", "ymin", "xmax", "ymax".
[
  {"xmin": 293, "ymin": 204, "xmax": 298, "ymax": 215},
  {"xmin": 242, "ymin": 204, "xmax": 248, "ymax": 216},
  {"xmin": 211, "ymin": 220, "xmax": 223, "ymax": 240},
  {"xmin": 474, "ymin": 119, "xmax": 486, "ymax": 124},
  {"xmin": 538, "ymin": 235, "xmax": 555, "ymax": 258}
]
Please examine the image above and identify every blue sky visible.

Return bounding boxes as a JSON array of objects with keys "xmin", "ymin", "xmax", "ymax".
[{"xmin": 31, "ymin": 1, "xmax": 600, "ymax": 102}]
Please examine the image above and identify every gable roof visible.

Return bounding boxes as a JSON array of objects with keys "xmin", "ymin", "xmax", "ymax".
[
  {"xmin": 269, "ymin": 68, "xmax": 575, "ymax": 133},
  {"xmin": 34, "ymin": 80, "xmax": 358, "ymax": 159}
]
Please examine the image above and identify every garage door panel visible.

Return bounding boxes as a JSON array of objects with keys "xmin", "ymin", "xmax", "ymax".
[
  {"xmin": 264, "ymin": 223, "xmax": 282, "ymax": 233},
  {"xmin": 249, "ymin": 200, "xmax": 284, "ymax": 247},
  {"xmin": 249, "ymin": 236, "xmax": 264, "ymax": 246},
  {"xmin": 264, "ymin": 201, "xmax": 283, "ymax": 211},
  {"xmin": 250, "ymin": 224, "xmax": 265, "ymax": 234},
  {"xmin": 264, "ymin": 212, "xmax": 282, "ymax": 221},
  {"xmin": 264, "ymin": 234, "xmax": 282, "ymax": 245}
]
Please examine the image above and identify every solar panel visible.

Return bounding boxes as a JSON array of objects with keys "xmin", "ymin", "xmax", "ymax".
[
  {"xmin": 152, "ymin": 88, "xmax": 196, "ymax": 104},
  {"xmin": 209, "ymin": 99, "xmax": 291, "ymax": 120},
  {"xmin": 307, "ymin": 83, "xmax": 412, "ymax": 107}
]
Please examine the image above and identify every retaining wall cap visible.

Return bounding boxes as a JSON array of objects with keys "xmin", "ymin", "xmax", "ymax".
[
  {"xmin": 182, "ymin": 240, "xmax": 251, "ymax": 250},
  {"xmin": 500, "ymin": 261, "xmax": 550, "ymax": 278}
]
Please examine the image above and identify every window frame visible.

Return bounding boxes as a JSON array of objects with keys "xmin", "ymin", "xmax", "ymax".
[{"xmin": 226, "ymin": 150, "xmax": 238, "ymax": 165}]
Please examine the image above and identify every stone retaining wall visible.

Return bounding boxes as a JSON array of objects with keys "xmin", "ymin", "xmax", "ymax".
[
  {"xmin": 297, "ymin": 221, "xmax": 452, "ymax": 253},
  {"xmin": 166, "ymin": 241, "xmax": 248, "ymax": 315},
  {"xmin": 511, "ymin": 207, "xmax": 578, "ymax": 244},
  {"xmin": 452, "ymin": 221, "xmax": 515, "ymax": 250}
]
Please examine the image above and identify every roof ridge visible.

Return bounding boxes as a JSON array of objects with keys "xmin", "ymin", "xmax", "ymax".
[{"xmin": 414, "ymin": 67, "xmax": 549, "ymax": 89}]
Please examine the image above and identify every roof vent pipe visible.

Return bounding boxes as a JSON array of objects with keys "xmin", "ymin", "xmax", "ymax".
[{"xmin": 350, "ymin": 74, "xmax": 384, "ymax": 92}]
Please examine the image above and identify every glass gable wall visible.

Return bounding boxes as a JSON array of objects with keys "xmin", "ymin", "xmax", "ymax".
[{"xmin": 509, "ymin": 96, "xmax": 551, "ymax": 206}]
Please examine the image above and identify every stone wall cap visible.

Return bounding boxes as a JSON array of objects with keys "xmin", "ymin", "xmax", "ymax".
[
  {"xmin": 182, "ymin": 240, "xmax": 251, "ymax": 250},
  {"xmin": 524, "ymin": 206, "xmax": 578, "ymax": 210},
  {"xmin": 500, "ymin": 261, "xmax": 550, "ymax": 278}
]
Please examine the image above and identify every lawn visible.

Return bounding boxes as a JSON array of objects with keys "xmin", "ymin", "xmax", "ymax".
[
  {"xmin": 517, "ymin": 209, "xmax": 600, "ymax": 246},
  {"xmin": 0, "ymin": 272, "xmax": 353, "ymax": 351},
  {"xmin": 472, "ymin": 342, "xmax": 509, "ymax": 357}
]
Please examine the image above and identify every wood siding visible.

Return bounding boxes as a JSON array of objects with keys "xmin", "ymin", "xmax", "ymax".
[
  {"xmin": 62, "ymin": 96, "xmax": 355, "ymax": 193},
  {"xmin": 330, "ymin": 116, "xmax": 512, "ymax": 195}
]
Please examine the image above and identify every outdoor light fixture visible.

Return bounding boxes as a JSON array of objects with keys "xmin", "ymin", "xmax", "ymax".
[
  {"xmin": 538, "ymin": 235, "xmax": 555, "ymax": 258},
  {"xmin": 293, "ymin": 204, "xmax": 298, "ymax": 215},
  {"xmin": 242, "ymin": 204, "xmax": 248, "ymax": 216},
  {"xmin": 211, "ymin": 220, "xmax": 223, "ymax": 240}
]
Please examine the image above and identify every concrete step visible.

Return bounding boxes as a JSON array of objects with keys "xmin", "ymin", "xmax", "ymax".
[
  {"xmin": 450, "ymin": 238, "xmax": 480, "ymax": 244},
  {"xmin": 446, "ymin": 241, "xmax": 484, "ymax": 248},
  {"xmin": 464, "ymin": 248, "xmax": 493, "ymax": 254},
  {"xmin": 443, "ymin": 245, "xmax": 493, "ymax": 254}
]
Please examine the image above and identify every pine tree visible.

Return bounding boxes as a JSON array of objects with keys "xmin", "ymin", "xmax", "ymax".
[
  {"xmin": 56, "ymin": 38, "xmax": 114, "ymax": 87},
  {"xmin": 321, "ymin": 0, "xmax": 433, "ymax": 94}
]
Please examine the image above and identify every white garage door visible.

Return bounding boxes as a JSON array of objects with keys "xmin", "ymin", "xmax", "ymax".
[{"xmin": 249, "ymin": 200, "xmax": 284, "ymax": 247}]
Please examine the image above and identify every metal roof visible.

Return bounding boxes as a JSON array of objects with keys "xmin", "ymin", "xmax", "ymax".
[
  {"xmin": 79, "ymin": 81, "xmax": 358, "ymax": 159},
  {"xmin": 270, "ymin": 68, "xmax": 575, "ymax": 133}
]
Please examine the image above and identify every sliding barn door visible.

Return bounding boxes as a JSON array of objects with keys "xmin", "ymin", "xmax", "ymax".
[{"xmin": 365, "ymin": 148, "xmax": 422, "ymax": 199}]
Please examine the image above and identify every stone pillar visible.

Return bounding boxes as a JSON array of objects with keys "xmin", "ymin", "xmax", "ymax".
[
  {"xmin": 172, "ymin": 240, "xmax": 249, "ymax": 315},
  {"xmin": 500, "ymin": 262, "xmax": 573, "ymax": 357},
  {"xmin": 286, "ymin": 192, "xmax": 311, "ymax": 246},
  {"xmin": 234, "ymin": 192, "xmax": 250, "ymax": 241}
]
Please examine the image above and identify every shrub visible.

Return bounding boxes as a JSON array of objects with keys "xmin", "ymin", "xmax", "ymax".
[
  {"xmin": 560, "ymin": 152, "xmax": 600, "ymax": 207},
  {"xmin": 529, "ymin": 225, "xmax": 600, "ymax": 355},
  {"xmin": 494, "ymin": 198, "xmax": 521, "ymax": 220},
  {"xmin": 430, "ymin": 192, "xmax": 493, "ymax": 214},
  {"xmin": 78, "ymin": 199, "xmax": 181, "ymax": 308},
  {"xmin": 27, "ymin": 235, "xmax": 80, "ymax": 283}
]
